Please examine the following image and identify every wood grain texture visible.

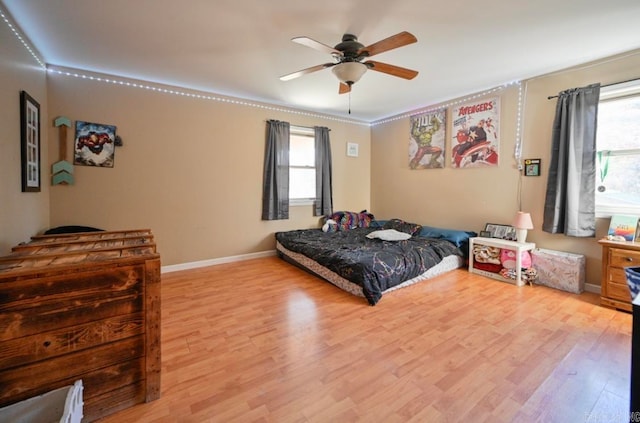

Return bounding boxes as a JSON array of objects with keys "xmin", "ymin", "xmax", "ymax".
[
  {"xmin": 97, "ymin": 257, "xmax": 631, "ymax": 423},
  {"xmin": 0, "ymin": 336, "xmax": 143, "ymax": 403},
  {"xmin": 600, "ymin": 239, "xmax": 640, "ymax": 312},
  {"xmin": 145, "ymin": 258, "xmax": 162, "ymax": 402},
  {"xmin": 0, "ymin": 230, "xmax": 161, "ymax": 422},
  {"xmin": 0, "ymin": 313, "xmax": 144, "ymax": 368}
]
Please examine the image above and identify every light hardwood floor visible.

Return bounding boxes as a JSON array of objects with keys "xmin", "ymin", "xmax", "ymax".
[{"xmin": 97, "ymin": 257, "xmax": 632, "ymax": 423}]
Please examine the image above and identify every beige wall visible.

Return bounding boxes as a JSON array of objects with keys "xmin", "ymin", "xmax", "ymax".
[
  {"xmin": 371, "ymin": 86, "xmax": 521, "ymax": 228},
  {"xmin": 0, "ymin": 15, "xmax": 49, "ymax": 253},
  {"xmin": 4, "ymin": 5, "xmax": 639, "ymax": 284},
  {"xmin": 371, "ymin": 49, "xmax": 640, "ymax": 287},
  {"xmin": 46, "ymin": 70, "xmax": 370, "ymax": 265}
]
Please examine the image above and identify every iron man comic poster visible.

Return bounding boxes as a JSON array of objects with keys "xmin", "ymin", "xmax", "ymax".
[{"xmin": 74, "ymin": 121, "xmax": 117, "ymax": 167}]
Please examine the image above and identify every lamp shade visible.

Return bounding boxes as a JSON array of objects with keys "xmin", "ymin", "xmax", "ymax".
[
  {"xmin": 513, "ymin": 211, "xmax": 533, "ymax": 243},
  {"xmin": 332, "ymin": 62, "xmax": 367, "ymax": 84},
  {"xmin": 513, "ymin": 212, "xmax": 534, "ymax": 229}
]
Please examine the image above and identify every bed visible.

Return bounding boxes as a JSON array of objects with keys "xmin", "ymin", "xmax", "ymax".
[{"xmin": 275, "ymin": 215, "xmax": 475, "ymax": 305}]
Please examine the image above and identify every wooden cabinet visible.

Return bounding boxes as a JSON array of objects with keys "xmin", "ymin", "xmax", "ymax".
[
  {"xmin": 599, "ymin": 239, "xmax": 640, "ymax": 312},
  {"xmin": 0, "ymin": 229, "xmax": 161, "ymax": 422}
]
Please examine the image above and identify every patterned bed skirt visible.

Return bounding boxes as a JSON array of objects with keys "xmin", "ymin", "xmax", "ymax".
[{"xmin": 276, "ymin": 241, "xmax": 463, "ymax": 299}]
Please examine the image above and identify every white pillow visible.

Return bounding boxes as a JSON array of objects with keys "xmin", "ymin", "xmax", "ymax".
[{"xmin": 366, "ymin": 229, "xmax": 412, "ymax": 241}]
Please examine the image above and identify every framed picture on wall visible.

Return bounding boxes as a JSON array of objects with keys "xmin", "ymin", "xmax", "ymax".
[
  {"xmin": 74, "ymin": 121, "xmax": 117, "ymax": 167},
  {"xmin": 347, "ymin": 142, "xmax": 359, "ymax": 157},
  {"xmin": 20, "ymin": 90, "xmax": 41, "ymax": 192},
  {"xmin": 524, "ymin": 158, "xmax": 541, "ymax": 176}
]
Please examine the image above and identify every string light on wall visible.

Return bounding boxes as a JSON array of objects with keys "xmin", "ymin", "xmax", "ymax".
[
  {"xmin": 0, "ymin": 8, "xmax": 46, "ymax": 69},
  {"xmin": 3, "ymin": 3, "xmax": 527, "ymax": 133},
  {"xmin": 514, "ymin": 81, "xmax": 529, "ymax": 212},
  {"xmin": 514, "ymin": 81, "xmax": 527, "ymax": 170},
  {"xmin": 46, "ymin": 67, "xmax": 370, "ymax": 127},
  {"xmin": 371, "ymin": 81, "xmax": 522, "ymax": 126}
]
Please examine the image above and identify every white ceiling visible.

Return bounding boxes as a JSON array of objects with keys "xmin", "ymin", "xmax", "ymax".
[{"xmin": 3, "ymin": 0, "xmax": 640, "ymax": 122}]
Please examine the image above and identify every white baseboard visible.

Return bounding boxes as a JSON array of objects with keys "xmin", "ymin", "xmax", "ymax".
[
  {"xmin": 161, "ymin": 250, "xmax": 277, "ymax": 274},
  {"xmin": 584, "ymin": 283, "xmax": 601, "ymax": 294}
]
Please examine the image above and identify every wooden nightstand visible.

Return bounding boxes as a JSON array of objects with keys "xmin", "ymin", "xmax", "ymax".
[
  {"xmin": 469, "ymin": 237, "xmax": 536, "ymax": 286},
  {"xmin": 599, "ymin": 239, "xmax": 640, "ymax": 312}
]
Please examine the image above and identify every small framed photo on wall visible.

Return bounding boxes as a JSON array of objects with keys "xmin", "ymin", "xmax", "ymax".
[
  {"xmin": 347, "ymin": 142, "xmax": 359, "ymax": 157},
  {"xmin": 524, "ymin": 158, "xmax": 541, "ymax": 176}
]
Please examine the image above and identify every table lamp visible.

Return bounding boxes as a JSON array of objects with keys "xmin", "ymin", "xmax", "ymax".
[{"xmin": 513, "ymin": 211, "xmax": 534, "ymax": 243}]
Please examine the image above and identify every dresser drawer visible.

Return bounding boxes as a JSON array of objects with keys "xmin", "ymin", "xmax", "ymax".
[
  {"xmin": 600, "ymin": 239, "xmax": 640, "ymax": 311},
  {"xmin": 610, "ymin": 248, "xmax": 640, "ymax": 268},
  {"xmin": 609, "ymin": 266, "xmax": 631, "ymax": 284},
  {"xmin": 605, "ymin": 277, "xmax": 632, "ymax": 303},
  {"xmin": 606, "ymin": 262, "xmax": 634, "ymax": 302}
]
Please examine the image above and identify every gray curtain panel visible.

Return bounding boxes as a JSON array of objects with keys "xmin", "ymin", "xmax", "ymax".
[
  {"xmin": 262, "ymin": 120, "xmax": 290, "ymax": 220},
  {"xmin": 543, "ymin": 83, "xmax": 600, "ymax": 237},
  {"xmin": 313, "ymin": 126, "xmax": 333, "ymax": 216}
]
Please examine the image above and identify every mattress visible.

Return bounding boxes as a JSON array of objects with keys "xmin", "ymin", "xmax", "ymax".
[{"xmin": 275, "ymin": 227, "xmax": 463, "ymax": 305}]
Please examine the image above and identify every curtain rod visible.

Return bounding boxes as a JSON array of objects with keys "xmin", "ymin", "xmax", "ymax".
[
  {"xmin": 267, "ymin": 121, "xmax": 331, "ymax": 131},
  {"xmin": 547, "ymin": 77, "xmax": 640, "ymax": 100}
]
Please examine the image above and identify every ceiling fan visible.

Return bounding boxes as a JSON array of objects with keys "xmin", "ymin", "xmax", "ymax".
[{"xmin": 280, "ymin": 31, "xmax": 419, "ymax": 94}]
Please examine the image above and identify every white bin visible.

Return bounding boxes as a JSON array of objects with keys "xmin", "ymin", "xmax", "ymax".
[
  {"xmin": 0, "ymin": 380, "xmax": 83, "ymax": 423},
  {"xmin": 531, "ymin": 248, "xmax": 585, "ymax": 294}
]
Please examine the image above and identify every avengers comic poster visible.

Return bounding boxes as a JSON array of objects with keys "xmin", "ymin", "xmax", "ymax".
[
  {"xmin": 409, "ymin": 109, "xmax": 446, "ymax": 169},
  {"xmin": 74, "ymin": 121, "xmax": 117, "ymax": 167},
  {"xmin": 451, "ymin": 97, "xmax": 500, "ymax": 168}
]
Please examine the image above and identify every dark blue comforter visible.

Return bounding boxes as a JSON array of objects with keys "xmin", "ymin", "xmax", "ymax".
[{"xmin": 275, "ymin": 227, "xmax": 462, "ymax": 305}]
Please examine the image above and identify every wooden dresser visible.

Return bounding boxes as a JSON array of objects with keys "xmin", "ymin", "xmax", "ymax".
[
  {"xmin": 599, "ymin": 239, "xmax": 640, "ymax": 312},
  {"xmin": 0, "ymin": 229, "xmax": 161, "ymax": 422}
]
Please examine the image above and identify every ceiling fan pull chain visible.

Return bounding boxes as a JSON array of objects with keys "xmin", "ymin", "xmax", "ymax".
[{"xmin": 348, "ymin": 90, "xmax": 351, "ymax": 114}]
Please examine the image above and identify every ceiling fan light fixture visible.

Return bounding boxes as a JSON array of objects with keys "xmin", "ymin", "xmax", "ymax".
[{"xmin": 332, "ymin": 62, "xmax": 367, "ymax": 85}]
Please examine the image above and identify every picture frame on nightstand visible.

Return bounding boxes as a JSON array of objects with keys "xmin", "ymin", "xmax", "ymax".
[{"xmin": 483, "ymin": 223, "xmax": 516, "ymax": 241}]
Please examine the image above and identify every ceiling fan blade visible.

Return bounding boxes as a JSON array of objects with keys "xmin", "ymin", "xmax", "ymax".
[
  {"xmin": 292, "ymin": 36, "xmax": 343, "ymax": 57},
  {"xmin": 280, "ymin": 63, "xmax": 335, "ymax": 81},
  {"xmin": 358, "ymin": 31, "xmax": 417, "ymax": 58},
  {"xmin": 339, "ymin": 83, "xmax": 351, "ymax": 95},
  {"xmin": 365, "ymin": 60, "xmax": 418, "ymax": 80}
]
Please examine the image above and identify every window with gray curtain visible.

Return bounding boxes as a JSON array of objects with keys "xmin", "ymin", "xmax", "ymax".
[
  {"xmin": 262, "ymin": 120, "xmax": 290, "ymax": 220},
  {"xmin": 543, "ymin": 83, "xmax": 600, "ymax": 237},
  {"xmin": 313, "ymin": 126, "xmax": 333, "ymax": 216}
]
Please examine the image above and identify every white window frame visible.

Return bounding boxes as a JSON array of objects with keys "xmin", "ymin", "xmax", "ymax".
[
  {"xmin": 595, "ymin": 80, "xmax": 640, "ymax": 218},
  {"xmin": 289, "ymin": 126, "xmax": 315, "ymax": 206}
]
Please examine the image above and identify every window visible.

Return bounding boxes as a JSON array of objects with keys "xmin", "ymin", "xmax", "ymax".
[
  {"xmin": 595, "ymin": 80, "xmax": 640, "ymax": 217},
  {"xmin": 289, "ymin": 126, "xmax": 315, "ymax": 204}
]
